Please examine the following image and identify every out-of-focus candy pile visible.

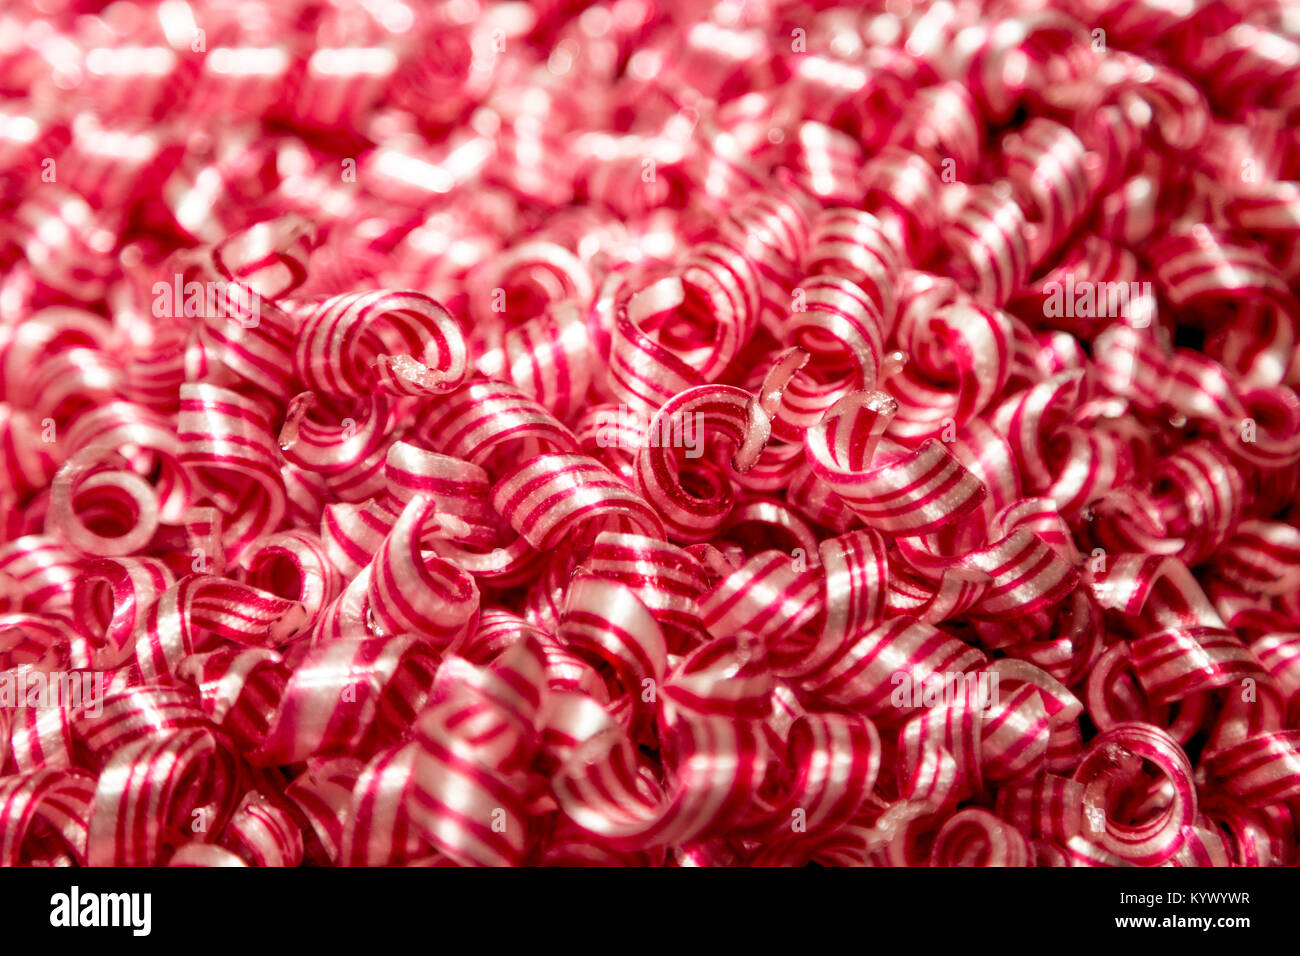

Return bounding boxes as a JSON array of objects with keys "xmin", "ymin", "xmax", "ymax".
[{"xmin": 2, "ymin": 0, "xmax": 1300, "ymax": 866}]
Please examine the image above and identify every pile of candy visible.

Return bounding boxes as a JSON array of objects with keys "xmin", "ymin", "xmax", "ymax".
[{"xmin": 1, "ymin": 0, "xmax": 1300, "ymax": 866}]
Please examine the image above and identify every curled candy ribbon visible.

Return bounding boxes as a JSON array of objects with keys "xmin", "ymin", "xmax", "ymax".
[{"xmin": 1, "ymin": 0, "xmax": 1300, "ymax": 868}]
